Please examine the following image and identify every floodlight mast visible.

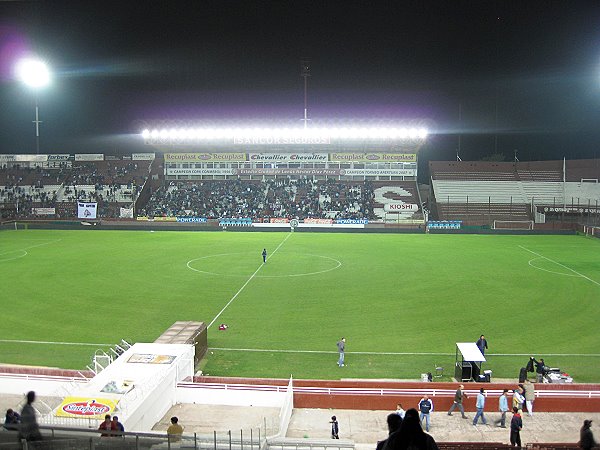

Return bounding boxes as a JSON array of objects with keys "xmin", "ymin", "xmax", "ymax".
[
  {"xmin": 301, "ymin": 59, "xmax": 310, "ymax": 129},
  {"xmin": 15, "ymin": 58, "xmax": 51, "ymax": 154}
]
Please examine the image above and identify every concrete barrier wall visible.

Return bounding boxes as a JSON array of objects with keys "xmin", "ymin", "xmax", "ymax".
[
  {"xmin": 196, "ymin": 377, "xmax": 600, "ymax": 413},
  {"xmin": 176, "ymin": 382, "xmax": 287, "ymax": 407}
]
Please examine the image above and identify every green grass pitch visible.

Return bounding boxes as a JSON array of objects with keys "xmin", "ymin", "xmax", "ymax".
[{"xmin": 1, "ymin": 229, "xmax": 599, "ymax": 382}]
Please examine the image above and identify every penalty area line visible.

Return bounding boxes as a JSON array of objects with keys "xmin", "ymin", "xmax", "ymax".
[
  {"xmin": 0, "ymin": 339, "xmax": 112, "ymax": 347},
  {"xmin": 519, "ymin": 245, "xmax": 600, "ymax": 287}
]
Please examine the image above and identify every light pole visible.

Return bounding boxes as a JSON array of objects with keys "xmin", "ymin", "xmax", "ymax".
[{"xmin": 15, "ymin": 58, "xmax": 51, "ymax": 154}]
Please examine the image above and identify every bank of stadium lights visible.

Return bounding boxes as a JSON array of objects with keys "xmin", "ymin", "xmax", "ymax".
[{"xmin": 140, "ymin": 126, "xmax": 428, "ymax": 143}]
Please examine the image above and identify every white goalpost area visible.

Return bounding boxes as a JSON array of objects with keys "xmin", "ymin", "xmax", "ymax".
[{"xmin": 492, "ymin": 220, "xmax": 534, "ymax": 231}]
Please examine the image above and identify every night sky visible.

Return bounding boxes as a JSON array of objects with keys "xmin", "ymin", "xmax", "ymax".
[{"xmin": 1, "ymin": 0, "xmax": 600, "ymax": 163}]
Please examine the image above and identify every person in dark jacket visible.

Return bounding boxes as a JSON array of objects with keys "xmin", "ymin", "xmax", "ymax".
[
  {"xmin": 19, "ymin": 391, "xmax": 42, "ymax": 442},
  {"xmin": 580, "ymin": 419, "xmax": 597, "ymax": 450},
  {"xmin": 4, "ymin": 409, "xmax": 21, "ymax": 430},
  {"xmin": 526, "ymin": 357, "xmax": 535, "ymax": 373},
  {"xmin": 447, "ymin": 384, "xmax": 468, "ymax": 419},
  {"xmin": 476, "ymin": 335, "xmax": 488, "ymax": 355},
  {"xmin": 510, "ymin": 407, "xmax": 523, "ymax": 447},
  {"xmin": 376, "ymin": 413, "xmax": 403, "ymax": 450},
  {"xmin": 418, "ymin": 396, "xmax": 433, "ymax": 432},
  {"xmin": 330, "ymin": 415, "xmax": 339, "ymax": 439},
  {"xmin": 112, "ymin": 416, "xmax": 125, "ymax": 436},
  {"xmin": 533, "ymin": 358, "xmax": 546, "ymax": 382},
  {"xmin": 382, "ymin": 408, "xmax": 439, "ymax": 450}
]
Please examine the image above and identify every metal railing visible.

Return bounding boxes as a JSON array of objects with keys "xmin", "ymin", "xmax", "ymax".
[{"xmin": 0, "ymin": 425, "xmax": 266, "ymax": 450}]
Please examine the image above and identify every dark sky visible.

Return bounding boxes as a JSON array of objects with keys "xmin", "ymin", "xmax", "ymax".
[{"xmin": 1, "ymin": 0, "xmax": 600, "ymax": 162}]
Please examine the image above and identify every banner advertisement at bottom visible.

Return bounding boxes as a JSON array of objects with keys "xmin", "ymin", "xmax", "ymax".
[{"xmin": 55, "ymin": 397, "xmax": 118, "ymax": 419}]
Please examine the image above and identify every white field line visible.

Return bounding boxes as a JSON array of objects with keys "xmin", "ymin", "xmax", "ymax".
[
  {"xmin": 0, "ymin": 339, "xmax": 111, "ymax": 347},
  {"xmin": 2, "ymin": 339, "xmax": 598, "ymax": 357},
  {"xmin": 209, "ymin": 347, "xmax": 600, "ymax": 357},
  {"xmin": 207, "ymin": 233, "xmax": 292, "ymax": 329},
  {"xmin": 519, "ymin": 245, "xmax": 600, "ymax": 287},
  {"xmin": 0, "ymin": 239, "xmax": 62, "ymax": 257}
]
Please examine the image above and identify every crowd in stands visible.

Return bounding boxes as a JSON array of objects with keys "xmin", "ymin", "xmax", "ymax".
[
  {"xmin": 2, "ymin": 160, "xmax": 415, "ymax": 221},
  {"xmin": 0, "ymin": 161, "xmax": 149, "ymax": 219},
  {"xmin": 139, "ymin": 178, "xmax": 376, "ymax": 220}
]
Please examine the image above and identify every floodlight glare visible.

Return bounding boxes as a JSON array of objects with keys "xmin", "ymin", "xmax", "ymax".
[
  {"xmin": 15, "ymin": 58, "xmax": 51, "ymax": 89},
  {"xmin": 142, "ymin": 124, "xmax": 429, "ymax": 143}
]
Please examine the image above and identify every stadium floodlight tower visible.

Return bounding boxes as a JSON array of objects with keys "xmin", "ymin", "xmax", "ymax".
[{"xmin": 15, "ymin": 57, "xmax": 51, "ymax": 154}]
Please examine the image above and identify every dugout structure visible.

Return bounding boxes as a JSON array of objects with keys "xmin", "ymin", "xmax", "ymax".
[{"xmin": 454, "ymin": 342, "xmax": 486, "ymax": 382}]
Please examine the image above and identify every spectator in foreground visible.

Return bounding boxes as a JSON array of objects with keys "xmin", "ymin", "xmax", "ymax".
[
  {"xmin": 98, "ymin": 414, "xmax": 116, "ymax": 437},
  {"xmin": 19, "ymin": 391, "xmax": 42, "ymax": 442},
  {"xmin": 383, "ymin": 408, "xmax": 439, "ymax": 450},
  {"xmin": 4, "ymin": 408, "xmax": 21, "ymax": 430},
  {"xmin": 580, "ymin": 419, "xmax": 597, "ymax": 450},
  {"xmin": 112, "ymin": 415, "xmax": 125, "ymax": 436},
  {"xmin": 167, "ymin": 416, "xmax": 184, "ymax": 442},
  {"xmin": 376, "ymin": 413, "xmax": 403, "ymax": 450}
]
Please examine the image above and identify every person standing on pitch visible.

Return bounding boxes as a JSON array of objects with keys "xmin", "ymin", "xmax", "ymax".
[
  {"xmin": 476, "ymin": 335, "xmax": 488, "ymax": 356},
  {"xmin": 447, "ymin": 384, "xmax": 468, "ymax": 418},
  {"xmin": 262, "ymin": 248, "xmax": 267, "ymax": 263},
  {"xmin": 337, "ymin": 337, "xmax": 346, "ymax": 367},
  {"xmin": 473, "ymin": 388, "xmax": 488, "ymax": 426}
]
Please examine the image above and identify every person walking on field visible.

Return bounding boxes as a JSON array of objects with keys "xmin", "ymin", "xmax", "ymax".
[
  {"xmin": 472, "ymin": 388, "xmax": 488, "ymax": 426},
  {"xmin": 447, "ymin": 384, "xmax": 468, "ymax": 419},
  {"xmin": 337, "ymin": 338, "xmax": 346, "ymax": 367},
  {"xmin": 262, "ymin": 248, "xmax": 267, "ymax": 263},
  {"xmin": 476, "ymin": 335, "xmax": 488, "ymax": 355}
]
